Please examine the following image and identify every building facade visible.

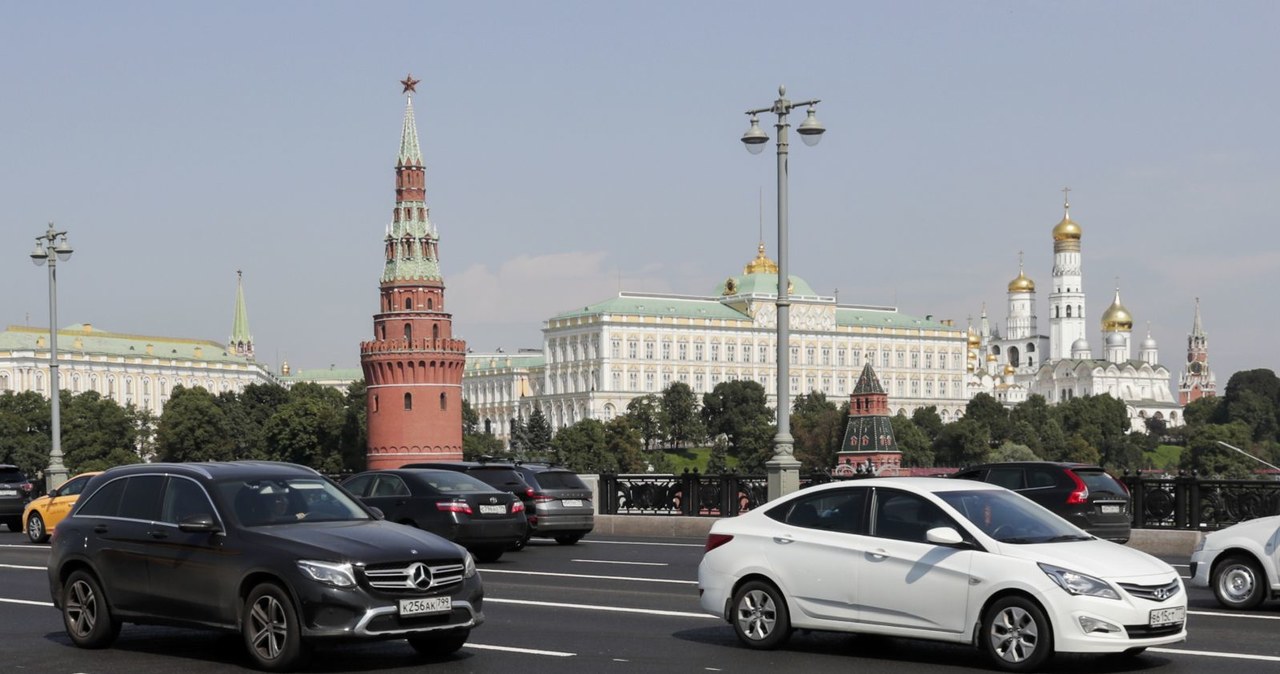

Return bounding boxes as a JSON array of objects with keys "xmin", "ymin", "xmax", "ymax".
[
  {"xmin": 360, "ymin": 77, "xmax": 467, "ymax": 468},
  {"xmin": 1178, "ymin": 298, "xmax": 1217, "ymax": 405},
  {"xmin": 462, "ymin": 351, "xmax": 544, "ymax": 443}
]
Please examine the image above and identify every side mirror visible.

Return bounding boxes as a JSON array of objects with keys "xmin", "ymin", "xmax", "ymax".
[
  {"xmin": 178, "ymin": 513, "xmax": 222, "ymax": 533},
  {"xmin": 368, "ymin": 506, "xmax": 385, "ymax": 520},
  {"xmin": 925, "ymin": 526, "xmax": 965, "ymax": 547},
  {"xmin": 48, "ymin": 488, "xmax": 61, "ymax": 498}
]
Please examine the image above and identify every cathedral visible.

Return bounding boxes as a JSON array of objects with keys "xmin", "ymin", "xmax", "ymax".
[{"xmin": 969, "ymin": 193, "xmax": 1194, "ymax": 432}]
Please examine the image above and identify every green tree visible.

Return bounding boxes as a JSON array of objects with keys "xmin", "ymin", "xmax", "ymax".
[
  {"xmin": 911, "ymin": 406, "xmax": 944, "ymax": 441},
  {"xmin": 624, "ymin": 395, "xmax": 662, "ymax": 450},
  {"xmin": 461, "ymin": 398, "xmax": 504, "ymax": 461},
  {"xmin": 1038, "ymin": 418, "xmax": 1069, "ymax": 461},
  {"xmin": 61, "ymin": 391, "xmax": 142, "ymax": 472},
  {"xmin": 702, "ymin": 380, "xmax": 771, "ymax": 459},
  {"xmin": 1058, "ymin": 395, "xmax": 1131, "ymax": 467},
  {"xmin": 1181, "ymin": 421, "xmax": 1258, "ymax": 478},
  {"xmin": 792, "ymin": 392, "xmax": 843, "ymax": 473},
  {"xmin": 524, "ymin": 407, "xmax": 553, "ymax": 458},
  {"xmin": 157, "ymin": 386, "xmax": 234, "ymax": 463},
  {"xmin": 551, "ymin": 419, "xmax": 616, "ymax": 473},
  {"xmin": 660, "ymin": 382, "xmax": 703, "ymax": 450},
  {"xmin": 965, "ymin": 393, "xmax": 1010, "ymax": 442},
  {"xmin": 890, "ymin": 414, "xmax": 934, "ymax": 467},
  {"xmin": 262, "ymin": 396, "xmax": 344, "ymax": 473},
  {"xmin": 706, "ymin": 435, "xmax": 730, "ymax": 475},
  {"xmin": 989, "ymin": 441, "xmax": 1039, "ymax": 462},
  {"xmin": 508, "ymin": 416, "xmax": 529, "ymax": 457},
  {"xmin": 339, "ymin": 380, "xmax": 368, "ymax": 472},
  {"xmin": 0, "ymin": 391, "xmax": 51, "ymax": 478},
  {"xmin": 218, "ymin": 383, "xmax": 291, "ymax": 461},
  {"xmin": 604, "ymin": 417, "xmax": 646, "ymax": 473},
  {"xmin": 1225, "ymin": 390, "xmax": 1278, "ymax": 442},
  {"xmin": 933, "ymin": 418, "xmax": 991, "ymax": 466},
  {"xmin": 1182, "ymin": 396, "xmax": 1225, "ymax": 427}
]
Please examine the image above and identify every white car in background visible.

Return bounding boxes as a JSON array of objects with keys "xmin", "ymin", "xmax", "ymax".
[
  {"xmin": 697, "ymin": 478, "xmax": 1187, "ymax": 672},
  {"xmin": 1190, "ymin": 514, "xmax": 1280, "ymax": 609}
]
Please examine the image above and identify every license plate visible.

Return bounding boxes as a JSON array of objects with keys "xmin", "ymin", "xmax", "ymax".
[
  {"xmin": 561, "ymin": 499, "xmax": 584, "ymax": 507},
  {"xmin": 1100, "ymin": 504, "xmax": 1121, "ymax": 514},
  {"xmin": 1149, "ymin": 606, "xmax": 1184, "ymax": 627},
  {"xmin": 399, "ymin": 596, "xmax": 451, "ymax": 616},
  {"xmin": 478, "ymin": 504, "xmax": 506, "ymax": 515},
  {"xmin": 0, "ymin": 489, "xmax": 16, "ymax": 497}
]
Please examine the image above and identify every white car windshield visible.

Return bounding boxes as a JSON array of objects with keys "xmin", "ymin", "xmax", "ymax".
[
  {"xmin": 219, "ymin": 478, "xmax": 371, "ymax": 526},
  {"xmin": 939, "ymin": 489, "xmax": 1092, "ymax": 544}
]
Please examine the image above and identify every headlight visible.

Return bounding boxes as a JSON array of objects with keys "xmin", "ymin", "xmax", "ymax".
[
  {"xmin": 297, "ymin": 560, "xmax": 356, "ymax": 588},
  {"xmin": 463, "ymin": 551, "xmax": 476, "ymax": 579},
  {"xmin": 1039, "ymin": 563, "xmax": 1119, "ymax": 599}
]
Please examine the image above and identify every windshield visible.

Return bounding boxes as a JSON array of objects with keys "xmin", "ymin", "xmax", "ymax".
[
  {"xmin": 938, "ymin": 489, "xmax": 1091, "ymax": 544},
  {"xmin": 218, "ymin": 478, "xmax": 371, "ymax": 526}
]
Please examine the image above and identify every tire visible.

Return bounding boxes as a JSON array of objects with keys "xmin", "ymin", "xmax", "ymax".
[
  {"xmin": 4, "ymin": 516, "xmax": 20, "ymax": 532},
  {"xmin": 554, "ymin": 534, "xmax": 583, "ymax": 545},
  {"xmin": 473, "ymin": 547, "xmax": 504, "ymax": 563},
  {"xmin": 242, "ymin": 583, "xmax": 309, "ymax": 672},
  {"xmin": 509, "ymin": 530, "xmax": 531, "ymax": 551},
  {"xmin": 62, "ymin": 570, "xmax": 121, "ymax": 649},
  {"xmin": 407, "ymin": 628, "xmax": 470, "ymax": 656},
  {"xmin": 27, "ymin": 512, "xmax": 48, "ymax": 543},
  {"xmin": 1212, "ymin": 555, "xmax": 1266, "ymax": 609},
  {"xmin": 730, "ymin": 580, "xmax": 791, "ymax": 650},
  {"xmin": 981, "ymin": 595, "xmax": 1053, "ymax": 672}
]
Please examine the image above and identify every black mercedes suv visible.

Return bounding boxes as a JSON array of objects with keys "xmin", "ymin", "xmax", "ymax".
[{"xmin": 47, "ymin": 461, "xmax": 483, "ymax": 671}]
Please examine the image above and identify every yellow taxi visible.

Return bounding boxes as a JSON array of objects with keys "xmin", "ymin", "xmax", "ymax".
[{"xmin": 22, "ymin": 472, "xmax": 100, "ymax": 543}]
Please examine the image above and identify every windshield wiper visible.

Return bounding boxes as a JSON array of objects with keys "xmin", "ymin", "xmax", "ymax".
[{"xmin": 1043, "ymin": 534, "xmax": 1093, "ymax": 543}]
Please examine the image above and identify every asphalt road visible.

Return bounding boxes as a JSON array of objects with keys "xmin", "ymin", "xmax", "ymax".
[{"xmin": 2, "ymin": 528, "xmax": 1279, "ymax": 673}]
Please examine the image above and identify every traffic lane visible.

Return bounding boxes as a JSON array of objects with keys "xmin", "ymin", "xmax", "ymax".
[{"xmin": 504, "ymin": 535, "xmax": 705, "ymax": 573}]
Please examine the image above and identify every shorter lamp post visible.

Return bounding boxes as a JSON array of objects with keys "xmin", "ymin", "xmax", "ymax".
[
  {"xmin": 31, "ymin": 223, "xmax": 73, "ymax": 492},
  {"xmin": 741, "ymin": 86, "xmax": 825, "ymax": 500}
]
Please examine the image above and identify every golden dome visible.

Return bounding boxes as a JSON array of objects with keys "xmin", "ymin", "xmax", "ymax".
[
  {"xmin": 986, "ymin": 353, "xmax": 997, "ymax": 362},
  {"xmin": 1101, "ymin": 288, "xmax": 1134, "ymax": 332},
  {"xmin": 744, "ymin": 242, "xmax": 779, "ymax": 275},
  {"xmin": 1007, "ymin": 269, "xmax": 1035, "ymax": 293},
  {"xmin": 1003, "ymin": 364, "xmax": 1016, "ymax": 375},
  {"xmin": 967, "ymin": 329, "xmax": 981, "ymax": 347},
  {"xmin": 1052, "ymin": 211, "xmax": 1082, "ymax": 241}
]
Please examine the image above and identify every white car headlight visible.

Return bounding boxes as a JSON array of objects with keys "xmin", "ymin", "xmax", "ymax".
[
  {"xmin": 463, "ymin": 551, "xmax": 477, "ymax": 579},
  {"xmin": 1039, "ymin": 563, "xmax": 1120, "ymax": 600},
  {"xmin": 297, "ymin": 560, "xmax": 356, "ymax": 588}
]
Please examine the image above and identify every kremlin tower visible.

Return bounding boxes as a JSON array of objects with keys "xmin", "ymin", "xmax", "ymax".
[
  {"xmin": 360, "ymin": 75, "xmax": 467, "ymax": 469},
  {"xmin": 1179, "ymin": 298, "xmax": 1216, "ymax": 405},
  {"xmin": 834, "ymin": 363, "xmax": 903, "ymax": 477}
]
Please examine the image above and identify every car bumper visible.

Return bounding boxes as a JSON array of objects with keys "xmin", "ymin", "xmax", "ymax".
[
  {"xmin": 1188, "ymin": 548, "xmax": 1219, "ymax": 588},
  {"xmin": 529, "ymin": 513, "xmax": 594, "ymax": 534},
  {"xmin": 298, "ymin": 573, "xmax": 485, "ymax": 640},
  {"xmin": 453, "ymin": 518, "xmax": 528, "ymax": 547},
  {"xmin": 1051, "ymin": 601, "xmax": 1187, "ymax": 653},
  {"xmin": 0, "ymin": 499, "xmax": 28, "ymax": 517}
]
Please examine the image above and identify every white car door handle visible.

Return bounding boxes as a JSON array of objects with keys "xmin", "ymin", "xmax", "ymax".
[
  {"xmin": 868, "ymin": 548, "xmax": 888, "ymax": 560},
  {"xmin": 773, "ymin": 536, "xmax": 795, "ymax": 545}
]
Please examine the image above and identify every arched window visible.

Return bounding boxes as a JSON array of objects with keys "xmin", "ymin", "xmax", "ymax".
[
  {"xmin": 439, "ymin": 392, "xmax": 447, "ymax": 410},
  {"xmin": 404, "ymin": 393, "xmax": 412, "ymax": 410},
  {"xmin": 372, "ymin": 395, "xmax": 379, "ymax": 413},
  {"xmin": 404, "ymin": 297, "xmax": 413, "ymax": 310},
  {"xmin": 428, "ymin": 297, "xmax": 434, "ymax": 310},
  {"xmin": 1077, "ymin": 305, "xmax": 1083, "ymax": 317},
  {"xmin": 404, "ymin": 323, "xmax": 412, "ymax": 342},
  {"xmin": 1066, "ymin": 305, "xmax": 1072, "ymax": 317},
  {"xmin": 432, "ymin": 324, "xmax": 440, "ymax": 340},
  {"xmin": 484, "ymin": 418, "xmax": 492, "ymax": 434},
  {"xmin": 379, "ymin": 324, "xmax": 386, "ymax": 340}
]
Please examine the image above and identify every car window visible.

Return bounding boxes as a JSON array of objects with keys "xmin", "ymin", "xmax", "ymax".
[
  {"xmin": 423, "ymin": 472, "xmax": 495, "ymax": 493},
  {"xmin": 0, "ymin": 468, "xmax": 26, "ymax": 482},
  {"xmin": 468, "ymin": 468, "xmax": 527, "ymax": 491},
  {"xmin": 342, "ymin": 474, "xmax": 374, "ymax": 497},
  {"xmin": 1073, "ymin": 469, "xmax": 1126, "ymax": 496},
  {"xmin": 160, "ymin": 477, "xmax": 215, "ymax": 524},
  {"xmin": 221, "ymin": 478, "xmax": 369, "ymax": 526},
  {"xmin": 528, "ymin": 471, "xmax": 588, "ymax": 490},
  {"xmin": 773, "ymin": 489, "xmax": 868, "ymax": 534},
  {"xmin": 952, "ymin": 469, "xmax": 984, "ymax": 482},
  {"xmin": 872, "ymin": 489, "xmax": 956, "ymax": 543},
  {"xmin": 58, "ymin": 475, "xmax": 92, "ymax": 497},
  {"xmin": 1026, "ymin": 467, "xmax": 1059, "ymax": 489},
  {"xmin": 76, "ymin": 477, "xmax": 128, "ymax": 517},
  {"xmin": 939, "ymin": 488, "xmax": 1085, "ymax": 543},
  {"xmin": 118, "ymin": 475, "xmax": 165, "ymax": 521},
  {"xmin": 986, "ymin": 467, "xmax": 1026, "ymax": 490},
  {"xmin": 371, "ymin": 475, "xmax": 410, "ymax": 497}
]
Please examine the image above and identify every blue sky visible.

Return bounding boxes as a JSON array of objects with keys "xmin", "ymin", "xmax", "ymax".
[{"xmin": 3, "ymin": 1, "xmax": 1276, "ymax": 384}]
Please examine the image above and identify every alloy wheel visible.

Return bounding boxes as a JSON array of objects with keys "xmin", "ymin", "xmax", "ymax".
[
  {"xmin": 736, "ymin": 589, "xmax": 777, "ymax": 641},
  {"xmin": 989, "ymin": 605, "xmax": 1039, "ymax": 663},
  {"xmin": 66, "ymin": 579, "xmax": 98, "ymax": 638},
  {"xmin": 248, "ymin": 593, "xmax": 288, "ymax": 660}
]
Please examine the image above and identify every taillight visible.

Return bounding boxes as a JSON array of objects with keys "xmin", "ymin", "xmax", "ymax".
[
  {"xmin": 705, "ymin": 533, "xmax": 734, "ymax": 552},
  {"xmin": 526, "ymin": 487, "xmax": 536, "ymax": 497},
  {"xmin": 511, "ymin": 500, "xmax": 525, "ymax": 513},
  {"xmin": 532, "ymin": 492, "xmax": 554, "ymax": 503},
  {"xmin": 436, "ymin": 499, "xmax": 473, "ymax": 515},
  {"xmin": 1065, "ymin": 470, "xmax": 1090, "ymax": 505},
  {"xmin": 20, "ymin": 483, "xmax": 33, "ymax": 493}
]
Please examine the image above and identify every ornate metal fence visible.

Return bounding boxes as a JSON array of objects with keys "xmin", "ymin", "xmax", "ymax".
[
  {"xmin": 598, "ymin": 471, "xmax": 832, "ymax": 517},
  {"xmin": 1122, "ymin": 473, "xmax": 1280, "ymax": 530}
]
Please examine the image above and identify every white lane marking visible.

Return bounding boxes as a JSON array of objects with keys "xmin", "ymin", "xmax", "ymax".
[
  {"xmin": 487, "ymin": 597, "xmax": 713, "ymax": 619},
  {"xmin": 467, "ymin": 643, "xmax": 575, "ymax": 657},
  {"xmin": 0, "ymin": 597, "xmax": 53, "ymax": 607},
  {"xmin": 482, "ymin": 568, "xmax": 695, "ymax": 585},
  {"xmin": 582, "ymin": 540, "xmax": 704, "ymax": 548},
  {"xmin": 1152, "ymin": 647, "xmax": 1280, "ymax": 662},
  {"xmin": 0, "ymin": 544, "xmax": 48, "ymax": 550},
  {"xmin": 1191, "ymin": 609, "xmax": 1280, "ymax": 621},
  {"xmin": 572, "ymin": 559, "xmax": 669, "ymax": 567},
  {"xmin": 0, "ymin": 564, "xmax": 44, "ymax": 571}
]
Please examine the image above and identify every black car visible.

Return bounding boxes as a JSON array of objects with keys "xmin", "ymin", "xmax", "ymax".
[
  {"xmin": 342, "ymin": 469, "xmax": 527, "ymax": 562},
  {"xmin": 403, "ymin": 461, "xmax": 538, "ymax": 549},
  {"xmin": 951, "ymin": 461, "xmax": 1131, "ymax": 542},
  {"xmin": 1, "ymin": 464, "xmax": 35, "ymax": 531},
  {"xmin": 47, "ymin": 461, "xmax": 483, "ymax": 671},
  {"xmin": 509, "ymin": 463, "xmax": 595, "ymax": 545}
]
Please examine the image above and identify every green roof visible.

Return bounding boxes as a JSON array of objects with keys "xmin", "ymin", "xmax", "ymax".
[
  {"xmin": 715, "ymin": 273, "xmax": 818, "ymax": 297},
  {"xmin": 281, "ymin": 367, "xmax": 363, "ymax": 383},
  {"xmin": 836, "ymin": 307, "xmax": 958, "ymax": 331},
  {"xmin": 0, "ymin": 324, "xmax": 257, "ymax": 365},
  {"xmin": 551, "ymin": 295, "xmax": 749, "ymax": 321},
  {"xmin": 465, "ymin": 353, "xmax": 545, "ymax": 372}
]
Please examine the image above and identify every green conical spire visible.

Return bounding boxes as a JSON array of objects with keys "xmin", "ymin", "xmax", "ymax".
[
  {"xmin": 229, "ymin": 270, "xmax": 254, "ymax": 359},
  {"xmin": 398, "ymin": 96, "xmax": 423, "ymax": 168},
  {"xmin": 382, "ymin": 80, "xmax": 442, "ymax": 284}
]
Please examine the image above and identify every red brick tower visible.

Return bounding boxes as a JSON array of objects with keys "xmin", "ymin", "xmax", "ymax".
[
  {"xmin": 360, "ymin": 75, "xmax": 467, "ymax": 469},
  {"xmin": 835, "ymin": 363, "xmax": 903, "ymax": 477}
]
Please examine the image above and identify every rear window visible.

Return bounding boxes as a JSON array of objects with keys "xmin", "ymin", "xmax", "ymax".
[
  {"xmin": 1073, "ymin": 469, "xmax": 1126, "ymax": 496},
  {"xmin": 529, "ymin": 471, "xmax": 587, "ymax": 490},
  {"xmin": 467, "ymin": 468, "xmax": 527, "ymax": 491},
  {"xmin": 0, "ymin": 468, "xmax": 26, "ymax": 482},
  {"xmin": 422, "ymin": 471, "xmax": 495, "ymax": 493}
]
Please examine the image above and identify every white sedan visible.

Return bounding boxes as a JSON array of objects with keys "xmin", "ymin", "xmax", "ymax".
[
  {"xmin": 697, "ymin": 478, "xmax": 1186, "ymax": 672},
  {"xmin": 1189, "ymin": 514, "xmax": 1280, "ymax": 609}
]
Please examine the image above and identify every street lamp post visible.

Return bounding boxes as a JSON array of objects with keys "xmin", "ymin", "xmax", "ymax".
[
  {"xmin": 741, "ymin": 85, "xmax": 825, "ymax": 501},
  {"xmin": 30, "ymin": 223, "xmax": 74, "ymax": 492}
]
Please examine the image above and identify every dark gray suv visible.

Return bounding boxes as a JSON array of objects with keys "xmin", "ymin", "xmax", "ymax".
[
  {"xmin": 510, "ymin": 463, "xmax": 595, "ymax": 545},
  {"xmin": 48, "ymin": 461, "xmax": 483, "ymax": 671}
]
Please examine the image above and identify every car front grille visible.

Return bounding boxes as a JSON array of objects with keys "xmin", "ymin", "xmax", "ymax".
[
  {"xmin": 362, "ymin": 561, "xmax": 465, "ymax": 593},
  {"xmin": 1124, "ymin": 623, "xmax": 1183, "ymax": 638},
  {"xmin": 1117, "ymin": 579, "xmax": 1181, "ymax": 602}
]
